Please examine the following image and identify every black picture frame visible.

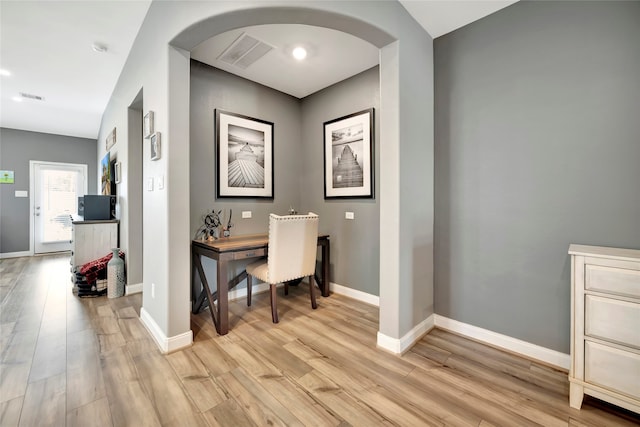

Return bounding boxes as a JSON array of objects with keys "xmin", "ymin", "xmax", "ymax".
[
  {"xmin": 323, "ymin": 108, "xmax": 374, "ymax": 199},
  {"xmin": 215, "ymin": 109, "xmax": 274, "ymax": 199}
]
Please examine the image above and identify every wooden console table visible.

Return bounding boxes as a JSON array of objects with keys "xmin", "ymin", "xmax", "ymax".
[{"xmin": 191, "ymin": 233, "xmax": 330, "ymax": 335}]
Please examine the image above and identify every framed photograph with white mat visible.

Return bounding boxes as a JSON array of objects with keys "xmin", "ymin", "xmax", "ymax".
[
  {"xmin": 323, "ymin": 108, "xmax": 374, "ymax": 199},
  {"xmin": 215, "ymin": 109, "xmax": 274, "ymax": 199},
  {"xmin": 144, "ymin": 111, "xmax": 154, "ymax": 139},
  {"xmin": 150, "ymin": 132, "xmax": 161, "ymax": 161}
]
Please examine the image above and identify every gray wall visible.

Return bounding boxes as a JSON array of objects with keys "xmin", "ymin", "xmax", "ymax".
[
  {"xmin": 301, "ymin": 66, "xmax": 380, "ymax": 295},
  {"xmin": 102, "ymin": 0, "xmax": 433, "ymax": 343},
  {"xmin": 190, "ymin": 62, "xmax": 303, "ymax": 288},
  {"xmin": 0, "ymin": 128, "xmax": 97, "ymax": 254},
  {"xmin": 190, "ymin": 62, "xmax": 381, "ymax": 296},
  {"xmin": 434, "ymin": 1, "xmax": 640, "ymax": 353},
  {"xmin": 190, "ymin": 61, "xmax": 303, "ymax": 237}
]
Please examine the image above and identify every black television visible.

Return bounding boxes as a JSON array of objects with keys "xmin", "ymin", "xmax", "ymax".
[{"xmin": 83, "ymin": 195, "xmax": 114, "ymax": 220}]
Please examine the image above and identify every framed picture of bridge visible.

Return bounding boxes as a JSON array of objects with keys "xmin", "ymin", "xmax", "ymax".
[
  {"xmin": 323, "ymin": 108, "xmax": 374, "ymax": 199},
  {"xmin": 215, "ymin": 109, "xmax": 274, "ymax": 199}
]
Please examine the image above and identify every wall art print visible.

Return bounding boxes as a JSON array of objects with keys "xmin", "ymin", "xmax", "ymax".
[
  {"xmin": 215, "ymin": 109, "xmax": 274, "ymax": 199},
  {"xmin": 323, "ymin": 108, "xmax": 374, "ymax": 199}
]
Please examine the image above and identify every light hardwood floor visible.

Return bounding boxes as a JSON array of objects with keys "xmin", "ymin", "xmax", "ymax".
[{"xmin": 1, "ymin": 254, "xmax": 639, "ymax": 426}]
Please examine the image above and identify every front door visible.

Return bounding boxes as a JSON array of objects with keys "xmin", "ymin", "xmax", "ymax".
[{"xmin": 33, "ymin": 161, "xmax": 87, "ymax": 254}]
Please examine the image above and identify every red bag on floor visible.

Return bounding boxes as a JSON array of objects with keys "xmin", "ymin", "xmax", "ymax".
[{"xmin": 79, "ymin": 250, "xmax": 124, "ymax": 284}]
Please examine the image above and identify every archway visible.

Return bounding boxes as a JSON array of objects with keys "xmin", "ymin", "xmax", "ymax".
[{"xmin": 165, "ymin": 6, "xmax": 401, "ymax": 348}]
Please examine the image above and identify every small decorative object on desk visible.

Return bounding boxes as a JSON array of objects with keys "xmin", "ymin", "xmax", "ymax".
[
  {"xmin": 288, "ymin": 206, "xmax": 298, "ymax": 215},
  {"xmin": 195, "ymin": 209, "xmax": 222, "ymax": 241},
  {"xmin": 107, "ymin": 249, "xmax": 125, "ymax": 298},
  {"xmin": 223, "ymin": 209, "xmax": 233, "ymax": 237}
]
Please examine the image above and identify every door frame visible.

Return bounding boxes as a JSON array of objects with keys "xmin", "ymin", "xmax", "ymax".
[{"xmin": 29, "ymin": 160, "xmax": 88, "ymax": 255}]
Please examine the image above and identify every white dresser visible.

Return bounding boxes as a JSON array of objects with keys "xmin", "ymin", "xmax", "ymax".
[
  {"xmin": 569, "ymin": 244, "xmax": 640, "ymax": 414},
  {"xmin": 71, "ymin": 219, "xmax": 119, "ymax": 279}
]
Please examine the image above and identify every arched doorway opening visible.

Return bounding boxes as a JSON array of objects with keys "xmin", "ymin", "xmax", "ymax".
[{"xmin": 160, "ymin": 5, "xmax": 405, "ymax": 351}]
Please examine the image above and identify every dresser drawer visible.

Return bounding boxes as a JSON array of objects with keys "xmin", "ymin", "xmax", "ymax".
[
  {"xmin": 585, "ymin": 341, "xmax": 640, "ymax": 398},
  {"xmin": 585, "ymin": 295, "xmax": 640, "ymax": 349},
  {"xmin": 586, "ymin": 264, "xmax": 640, "ymax": 299}
]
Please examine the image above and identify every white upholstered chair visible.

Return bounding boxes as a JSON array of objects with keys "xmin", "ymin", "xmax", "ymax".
[{"xmin": 246, "ymin": 213, "xmax": 319, "ymax": 323}]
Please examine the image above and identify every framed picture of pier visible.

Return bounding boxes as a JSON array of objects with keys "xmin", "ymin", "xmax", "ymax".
[
  {"xmin": 323, "ymin": 108, "xmax": 374, "ymax": 199},
  {"xmin": 215, "ymin": 109, "xmax": 274, "ymax": 198}
]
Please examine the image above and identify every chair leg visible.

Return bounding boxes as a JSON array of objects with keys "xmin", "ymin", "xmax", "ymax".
[
  {"xmin": 270, "ymin": 284, "xmax": 279, "ymax": 323},
  {"xmin": 247, "ymin": 274, "xmax": 252, "ymax": 307},
  {"xmin": 284, "ymin": 281, "xmax": 289, "ymax": 296},
  {"xmin": 309, "ymin": 275, "xmax": 317, "ymax": 309}
]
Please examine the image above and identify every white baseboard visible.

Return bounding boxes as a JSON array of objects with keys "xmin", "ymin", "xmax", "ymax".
[
  {"xmin": 434, "ymin": 315, "xmax": 570, "ymax": 370},
  {"xmin": 0, "ymin": 251, "xmax": 32, "ymax": 259},
  {"xmin": 330, "ymin": 282, "xmax": 379, "ymax": 306},
  {"xmin": 125, "ymin": 283, "xmax": 143, "ymax": 295},
  {"xmin": 377, "ymin": 314, "xmax": 435, "ymax": 354},
  {"xmin": 229, "ymin": 283, "xmax": 270, "ymax": 301},
  {"xmin": 220, "ymin": 279, "xmax": 569, "ymax": 369},
  {"xmin": 140, "ymin": 307, "xmax": 193, "ymax": 354}
]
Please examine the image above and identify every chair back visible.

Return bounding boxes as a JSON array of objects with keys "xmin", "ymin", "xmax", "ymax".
[{"xmin": 267, "ymin": 213, "xmax": 319, "ymax": 284}]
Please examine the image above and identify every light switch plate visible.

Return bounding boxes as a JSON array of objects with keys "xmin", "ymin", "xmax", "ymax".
[
  {"xmin": 345, "ymin": 212, "xmax": 355, "ymax": 220},
  {"xmin": 15, "ymin": 190, "xmax": 28, "ymax": 198},
  {"xmin": 158, "ymin": 175, "xmax": 164, "ymax": 190},
  {"xmin": 242, "ymin": 211, "xmax": 252, "ymax": 219},
  {"xmin": 147, "ymin": 177, "xmax": 154, "ymax": 191}
]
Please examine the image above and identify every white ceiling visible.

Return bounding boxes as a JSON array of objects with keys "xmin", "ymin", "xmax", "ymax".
[
  {"xmin": 399, "ymin": 0, "xmax": 518, "ymax": 38},
  {"xmin": 192, "ymin": 25, "xmax": 380, "ymax": 99},
  {"xmin": 0, "ymin": 0, "xmax": 151, "ymax": 139},
  {"xmin": 0, "ymin": 1, "xmax": 516, "ymax": 140}
]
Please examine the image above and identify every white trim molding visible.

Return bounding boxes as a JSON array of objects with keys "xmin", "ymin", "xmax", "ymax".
[
  {"xmin": 234, "ymin": 281, "xmax": 380, "ymax": 306},
  {"xmin": 0, "ymin": 251, "xmax": 32, "ymax": 259},
  {"xmin": 377, "ymin": 314, "xmax": 435, "ymax": 354},
  {"xmin": 229, "ymin": 283, "xmax": 270, "ymax": 301},
  {"xmin": 434, "ymin": 315, "xmax": 570, "ymax": 370},
  {"xmin": 125, "ymin": 283, "xmax": 143, "ymax": 295},
  {"xmin": 140, "ymin": 307, "xmax": 192, "ymax": 354},
  {"xmin": 286, "ymin": 278, "xmax": 569, "ymax": 369},
  {"xmin": 330, "ymin": 282, "xmax": 380, "ymax": 306}
]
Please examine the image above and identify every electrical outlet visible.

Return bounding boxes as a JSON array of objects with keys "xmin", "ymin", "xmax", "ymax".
[
  {"xmin": 345, "ymin": 212, "xmax": 355, "ymax": 220},
  {"xmin": 242, "ymin": 211, "xmax": 252, "ymax": 219},
  {"xmin": 151, "ymin": 283, "xmax": 155, "ymax": 298}
]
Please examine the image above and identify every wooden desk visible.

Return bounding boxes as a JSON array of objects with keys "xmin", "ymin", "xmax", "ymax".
[{"xmin": 191, "ymin": 233, "xmax": 330, "ymax": 335}]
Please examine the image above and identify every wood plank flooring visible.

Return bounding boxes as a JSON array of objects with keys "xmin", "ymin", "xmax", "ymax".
[{"xmin": 1, "ymin": 254, "xmax": 639, "ymax": 426}]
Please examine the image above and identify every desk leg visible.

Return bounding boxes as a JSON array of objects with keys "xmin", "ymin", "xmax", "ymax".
[
  {"xmin": 322, "ymin": 239, "xmax": 330, "ymax": 297},
  {"xmin": 192, "ymin": 252, "xmax": 207, "ymax": 314},
  {"xmin": 194, "ymin": 252, "xmax": 219, "ymax": 331},
  {"xmin": 192, "ymin": 251, "xmax": 198, "ymax": 311},
  {"xmin": 217, "ymin": 259, "xmax": 229, "ymax": 335}
]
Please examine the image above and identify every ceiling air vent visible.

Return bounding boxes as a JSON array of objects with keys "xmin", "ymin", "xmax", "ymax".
[
  {"xmin": 19, "ymin": 92, "xmax": 45, "ymax": 101},
  {"xmin": 218, "ymin": 33, "xmax": 274, "ymax": 70}
]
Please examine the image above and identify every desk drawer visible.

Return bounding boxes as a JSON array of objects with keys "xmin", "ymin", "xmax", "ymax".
[
  {"xmin": 585, "ymin": 295, "xmax": 640, "ymax": 349},
  {"xmin": 585, "ymin": 341, "xmax": 640, "ymax": 398},
  {"xmin": 231, "ymin": 247, "xmax": 266, "ymax": 260}
]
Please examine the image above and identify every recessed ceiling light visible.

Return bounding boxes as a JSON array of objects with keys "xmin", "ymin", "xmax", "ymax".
[
  {"xmin": 0, "ymin": 69, "xmax": 11, "ymax": 76},
  {"xmin": 92, "ymin": 43, "xmax": 108, "ymax": 53},
  {"xmin": 12, "ymin": 96, "xmax": 22, "ymax": 102},
  {"xmin": 292, "ymin": 47, "xmax": 307, "ymax": 61}
]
